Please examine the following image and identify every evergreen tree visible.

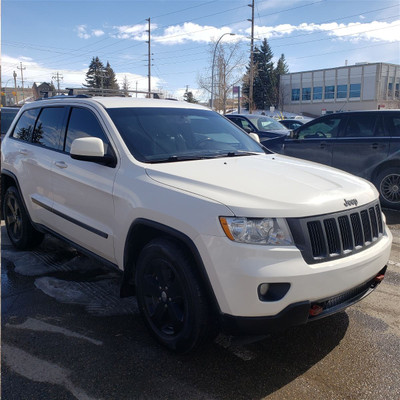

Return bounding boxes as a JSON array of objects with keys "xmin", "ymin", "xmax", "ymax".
[
  {"xmin": 253, "ymin": 38, "xmax": 275, "ymax": 110},
  {"xmin": 275, "ymin": 54, "xmax": 289, "ymax": 110},
  {"xmin": 242, "ymin": 40, "xmax": 289, "ymax": 111},
  {"xmin": 183, "ymin": 91, "xmax": 198, "ymax": 103},
  {"xmin": 104, "ymin": 61, "xmax": 119, "ymax": 90},
  {"xmin": 84, "ymin": 57, "xmax": 104, "ymax": 88}
]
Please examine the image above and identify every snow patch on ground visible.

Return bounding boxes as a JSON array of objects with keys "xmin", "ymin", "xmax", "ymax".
[
  {"xmin": 34, "ymin": 277, "xmax": 138, "ymax": 316},
  {"xmin": 6, "ymin": 318, "xmax": 103, "ymax": 346}
]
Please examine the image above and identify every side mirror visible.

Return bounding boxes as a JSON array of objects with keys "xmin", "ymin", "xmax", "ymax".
[
  {"xmin": 249, "ymin": 132, "xmax": 260, "ymax": 143},
  {"xmin": 70, "ymin": 137, "xmax": 115, "ymax": 166},
  {"xmin": 244, "ymin": 127, "xmax": 254, "ymax": 133}
]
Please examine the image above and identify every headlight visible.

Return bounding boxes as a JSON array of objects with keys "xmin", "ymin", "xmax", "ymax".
[{"xmin": 219, "ymin": 217, "xmax": 293, "ymax": 245}]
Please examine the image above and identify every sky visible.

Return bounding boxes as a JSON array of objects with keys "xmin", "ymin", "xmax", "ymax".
[{"xmin": 2, "ymin": 0, "xmax": 400, "ymax": 101}]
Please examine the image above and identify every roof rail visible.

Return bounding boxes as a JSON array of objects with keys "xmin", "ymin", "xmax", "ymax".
[{"xmin": 35, "ymin": 87, "xmax": 165, "ymax": 100}]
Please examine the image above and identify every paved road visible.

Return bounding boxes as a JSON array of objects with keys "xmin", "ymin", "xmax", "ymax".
[{"xmin": 2, "ymin": 210, "xmax": 400, "ymax": 400}]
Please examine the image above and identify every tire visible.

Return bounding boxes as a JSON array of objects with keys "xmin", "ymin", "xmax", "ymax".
[
  {"xmin": 374, "ymin": 168, "xmax": 400, "ymax": 210},
  {"xmin": 135, "ymin": 237, "xmax": 211, "ymax": 353},
  {"xmin": 3, "ymin": 186, "xmax": 44, "ymax": 249}
]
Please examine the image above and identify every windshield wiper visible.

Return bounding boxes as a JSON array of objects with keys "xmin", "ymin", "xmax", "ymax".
[{"xmin": 225, "ymin": 151, "xmax": 261, "ymax": 157}]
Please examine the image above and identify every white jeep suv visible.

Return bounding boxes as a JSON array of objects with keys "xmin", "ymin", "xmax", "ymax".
[{"xmin": 1, "ymin": 96, "xmax": 392, "ymax": 353}]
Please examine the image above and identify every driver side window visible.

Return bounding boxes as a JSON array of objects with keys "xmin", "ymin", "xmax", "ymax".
[{"xmin": 297, "ymin": 116, "xmax": 342, "ymax": 139}]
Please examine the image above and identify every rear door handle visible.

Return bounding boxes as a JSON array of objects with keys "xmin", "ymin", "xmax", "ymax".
[
  {"xmin": 55, "ymin": 161, "xmax": 68, "ymax": 169},
  {"xmin": 371, "ymin": 143, "xmax": 383, "ymax": 149},
  {"xmin": 19, "ymin": 149, "xmax": 28, "ymax": 155}
]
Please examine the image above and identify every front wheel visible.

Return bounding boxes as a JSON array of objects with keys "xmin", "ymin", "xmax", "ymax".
[
  {"xmin": 374, "ymin": 168, "xmax": 400, "ymax": 210},
  {"xmin": 3, "ymin": 186, "xmax": 44, "ymax": 249},
  {"xmin": 135, "ymin": 238, "xmax": 211, "ymax": 353}
]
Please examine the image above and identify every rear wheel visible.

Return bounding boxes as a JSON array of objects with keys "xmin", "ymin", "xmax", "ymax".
[
  {"xmin": 3, "ymin": 186, "xmax": 44, "ymax": 249},
  {"xmin": 135, "ymin": 238, "xmax": 212, "ymax": 353},
  {"xmin": 374, "ymin": 168, "xmax": 400, "ymax": 210}
]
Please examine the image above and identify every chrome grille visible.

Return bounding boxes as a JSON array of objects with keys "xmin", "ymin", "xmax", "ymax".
[{"xmin": 288, "ymin": 201, "xmax": 384, "ymax": 264}]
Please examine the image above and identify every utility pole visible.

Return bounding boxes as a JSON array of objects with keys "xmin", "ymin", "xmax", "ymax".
[
  {"xmin": 17, "ymin": 62, "xmax": 26, "ymax": 102},
  {"xmin": 52, "ymin": 72, "xmax": 63, "ymax": 93},
  {"xmin": 248, "ymin": 0, "xmax": 255, "ymax": 114},
  {"xmin": 99, "ymin": 72, "xmax": 109, "ymax": 96},
  {"xmin": 13, "ymin": 71, "xmax": 18, "ymax": 104},
  {"xmin": 146, "ymin": 18, "xmax": 151, "ymax": 97}
]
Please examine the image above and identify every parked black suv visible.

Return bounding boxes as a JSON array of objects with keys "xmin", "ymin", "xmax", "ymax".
[
  {"xmin": 267, "ymin": 110, "xmax": 400, "ymax": 209},
  {"xmin": 1, "ymin": 107, "xmax": 20, "ymax": 138}
]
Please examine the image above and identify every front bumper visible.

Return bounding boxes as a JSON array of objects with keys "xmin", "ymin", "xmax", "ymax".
[
  {"xmin": 220, "ymin": 266, "xmax": 387, "ymax": 335},
  {"xmin": 195, "ymin": 227, "xmax": 392, "ymax": 318}
]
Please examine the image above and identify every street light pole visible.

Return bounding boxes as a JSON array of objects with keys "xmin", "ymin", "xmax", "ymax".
[{"xmin": 210, "ymin": 32, "xmax": 235, "ymax": 111}]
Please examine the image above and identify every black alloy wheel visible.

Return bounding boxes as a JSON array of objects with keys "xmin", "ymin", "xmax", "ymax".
[
  {"xmin": 3, "ymin": 186, "xmax": 44, "ymax": 249},
  {"xmin": 135, "ymin": 238, "xmax": 211, "ymax": 353}
]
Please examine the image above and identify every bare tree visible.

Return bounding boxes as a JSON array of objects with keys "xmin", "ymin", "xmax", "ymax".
[
  {"xmin": 198, "ymin": 41, "xmax": 245, "ymax": 113},
  {"xmin": 122, "ymin": 75, "xmax": 130, "ymax": 96}
]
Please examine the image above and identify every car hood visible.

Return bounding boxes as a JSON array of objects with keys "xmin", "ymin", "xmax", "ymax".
[{"xmin": 145, "ymin": 154, "xmax": 378, "ymax": 218}]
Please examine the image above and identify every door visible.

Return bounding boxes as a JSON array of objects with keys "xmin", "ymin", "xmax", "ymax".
[
  {"xmin": 281, "ymin": 114, "xmax": 344, "ymax": 166},
  {"xmin": 331, "ymin": 113, "xmax": 389, "ymax": 179},
  {"xmin": 6, "ymin": 106, "xmax": 66, "ymax": 225},
  {"xmin": 49, "ymin": 106, "xmax": 118, "ymax": 263}
]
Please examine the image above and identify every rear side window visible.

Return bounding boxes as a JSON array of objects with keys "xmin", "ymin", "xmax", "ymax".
[
  {"xmin": 65, "ymin": 107, "xmax": 112, "ymax": 155},
  {"xmin": 343, "ymin": 114, "xmax": 378, "ymax": 138},
  {"xmin": 12, "ymin": 108, "xmax": 40, "ymax": 141},
  {"xmin": 32, "ymin": 107, "xmax": 65, "ymax": 150},
  {"xmin": 384, "ymin": 114, "xmax": 400, "ymax": 137},
  {"xmin": 297, "ymin": 116, "xmax": 341, "ymax": 139}
]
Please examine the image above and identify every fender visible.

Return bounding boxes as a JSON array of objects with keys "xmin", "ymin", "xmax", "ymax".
[{"xmin": 122, "ymin": 218, "xmax": 221, "ymax": 314}]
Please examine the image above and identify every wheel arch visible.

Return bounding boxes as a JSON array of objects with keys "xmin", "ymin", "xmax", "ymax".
[
  {"xmin": 370, "ymin": 159, "xmax": 400, "ymax": 182},
  {"xmin": 121, "ymin": 218, "xmax": 221, "ymax": 314},
  {"xmin": 1, "ymin": 169, "xmax": 22, "ymax": 220}
]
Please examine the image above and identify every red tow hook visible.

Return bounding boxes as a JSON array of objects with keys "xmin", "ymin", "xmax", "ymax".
[
  {"xmin": 374, "ymin": 274, "xmax": 385, "ymax": 283},
  {"xmin": 309, "ymin": 304, "xmax": 323, "ymax": 316}
]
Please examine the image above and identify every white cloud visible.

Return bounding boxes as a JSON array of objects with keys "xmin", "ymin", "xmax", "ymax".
[
  {"xmin": 92, "ymin": 29, "xmax": 105, "ymax": 37},
  {"xmin": 76, "ymin": 25, "xmax": 105, "ymax": 39},
  {"xmin": 113, "ymin": 23, "xmax": 156, "ymax": 41},
  {"xmin": 115, "ymin": 72, "xmax": 162, "ymax": 94},
  {"xmin": 76, "ymin": 25, "xmax": 90, "ymax": 40},
  {"xmin": 154, "ymin": 22, "xmax": 241, "ymax": 45},
  {"xmin": 248, "ymin": 19, "xmax": 400, "ymax": 43}
]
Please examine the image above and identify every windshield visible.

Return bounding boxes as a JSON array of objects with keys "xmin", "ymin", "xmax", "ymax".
[
  {"xmin": 246, "ymin": 116, "xmax": 287, "ymax": 132},
  {"xmin": 107, "ymin": 107, "xmax": 266, "ymax": 163}
]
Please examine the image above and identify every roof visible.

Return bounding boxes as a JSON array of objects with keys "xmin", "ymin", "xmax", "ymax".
[{"xmin": 92, "ymin": 97, "xmax": 207, "ymax": 110}]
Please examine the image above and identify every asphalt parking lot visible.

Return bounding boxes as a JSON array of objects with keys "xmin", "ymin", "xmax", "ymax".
[{"xmin": 2, "ymin": 209, "xmax": 400, "ymax": 400}]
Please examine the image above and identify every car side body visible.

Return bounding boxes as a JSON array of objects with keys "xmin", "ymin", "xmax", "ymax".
[{"xmin": 267, "ymin": 110, "xmax": 400, "ymax": 209}]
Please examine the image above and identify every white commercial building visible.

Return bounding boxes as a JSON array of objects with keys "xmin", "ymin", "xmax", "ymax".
[{"xmin": 280, "ymin": 62, "xmax": 400, "ymax": 117}]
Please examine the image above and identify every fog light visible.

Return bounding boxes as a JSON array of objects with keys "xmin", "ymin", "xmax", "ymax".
[{"xmin": 259, "ymin": 283, "xmax": 270, "ymax": 296}]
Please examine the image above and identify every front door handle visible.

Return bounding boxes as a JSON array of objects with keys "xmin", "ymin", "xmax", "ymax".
[
  {"xmin": 19, "ymin": 149, "xmax": 28, "ymax": 155},
  {"xmin": 55, "ymin": 161, "xmax": 68, "ymax": 169}
]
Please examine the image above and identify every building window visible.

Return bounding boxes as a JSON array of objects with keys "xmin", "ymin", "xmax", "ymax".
[
  {"xmin": 302, "ymin": 87, "xmax": 311, "ymax": 101},
  {"xmin": 313, "ymin": 86, "xmax": 323, "ymax": 100},
  {"xmin": 395, "ymin": 82, "xmax": 399, "ymax": 99},
  {"xmin": 337, "ymin": 85, "xmax": 348, "ymax": 99},
  {"xmin": 349, "ymin": 83, "xmax": 361, "ymax": 98},
  {"xmin": 325, "ymin": 85, "xmax": 335, "ymax": 99},
  {"xmin": 291, "ymin": 89, "xmax": 300, "ymax": 101}
]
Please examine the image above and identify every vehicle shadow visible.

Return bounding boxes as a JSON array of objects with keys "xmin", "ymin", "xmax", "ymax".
[{"xmin": 383, "ymin": 208, "xmax": 400, "ymax": 225}]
